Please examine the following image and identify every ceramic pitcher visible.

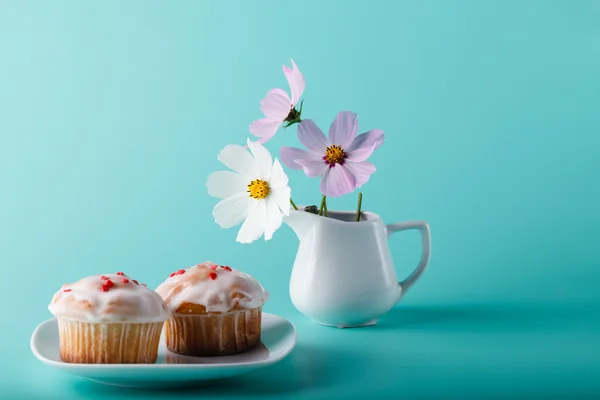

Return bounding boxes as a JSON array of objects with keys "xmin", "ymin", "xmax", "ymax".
[{"xmin": 284, "ymin": 209, "xmax": 431, "ymax": 328}]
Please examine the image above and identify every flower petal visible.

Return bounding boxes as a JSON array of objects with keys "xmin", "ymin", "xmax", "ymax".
[
  {"xmin": 295, "ymin": 154, "xmax": 328, "ymax": 178},
  {"xmin": 298, "ymin": 119, "xmax": 329, "ymax": 153},
  {"xmin": 236, "ymin": 199, "xmax": 266, "ymax": 244},
  {"xmin": 345, "ymin": 129, "xmax": 385, "ymax": 162},
  {"xmin": 247, "ymin": 139, "xmax": 273, "ymax": 180},
  {"xmin": 269, "ymin": 158, "xmax": 289, "ymax": 188},
  {"xmin": 280, "ymin": 146, "xmax": 310, "ymax": 170},
  {"xmin": 282, "ymin": 59, "xmax": 305, "ymax": 107},
  {"xmin": 270, "ymin": 186, "xmax": 291, "ymax": 216},
  {"xmin": 218, "ymin": 144, "xmax": 259, "ymax": 179},
  {"xmin": 249, "ymin": 118, "xmax": 282, "ymax": 144},
  {"xmin": 344, "ymin": 161, "xmax": 376, "ymax": 188},
  {"xmin": 347, "ymin": 129, "xmax": 385, "ymax": 153},
  {"xmin": 260, "ymin": 88, "xmax": 291, "ymax": 121},
  {"xmin": 328, "ymin": 111, "xmax": 358, "ymax": 149},
  {"xmin": 206, "ymin": 171, "xmax": 248, "ymax": 199},
  {"xmin": 263, "ymin": 197, "xmax": 283, "ymax": 241},
  {"xmin": 213, "ymin": 193, "xmax": 251, "ymax": 229},
  {"xmin": 320, "ymin": 164, "xmax": 356, "ymax": 197},
  {"xmin": 346, "ymin": 146, "xmax": 375, "ymax": 163}
]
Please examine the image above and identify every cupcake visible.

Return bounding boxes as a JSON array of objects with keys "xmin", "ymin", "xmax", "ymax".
[
  {"xmin": 48, "ymin": 272, "xmax": 171, "ymax": 364},
  {"xmin": 156, "ymin": 262, "xmax": 269, "ymax": 357}
]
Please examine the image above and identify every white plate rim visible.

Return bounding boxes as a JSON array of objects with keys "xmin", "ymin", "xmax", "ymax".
[{"xmin": 31, "ymin": 313, "xmax": 297, "ymax": 370}]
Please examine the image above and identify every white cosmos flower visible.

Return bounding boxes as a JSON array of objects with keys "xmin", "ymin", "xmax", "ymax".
[{"xmin": 206, "ymin": 139, "xmax": 291, "ymax": 244}]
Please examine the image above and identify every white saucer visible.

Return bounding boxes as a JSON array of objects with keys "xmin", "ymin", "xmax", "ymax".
[{"xmin": 30, "ymin": 313, "xmax": 296, "ymax": 389}]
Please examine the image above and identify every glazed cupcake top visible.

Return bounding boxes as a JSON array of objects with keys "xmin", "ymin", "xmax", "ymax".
[
  {"xmin": 48, "ymin": 272, "xmax": 171, "ymax": 323},
  {"xmin": 155, "ymin": 262, "xmax": 269, "ymax": 314}
]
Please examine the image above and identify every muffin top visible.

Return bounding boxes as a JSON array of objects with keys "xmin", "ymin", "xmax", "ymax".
[
  {"xmin": 48, "ymin": 272, "xmax": 171, "ymax": 323},
  {"xmin": 155, "ymin": 262, "xmax": 269, "ymax": 314}
]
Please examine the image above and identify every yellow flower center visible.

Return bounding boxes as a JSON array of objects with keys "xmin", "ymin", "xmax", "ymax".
[
  {"xmin": 324, "ymin": 145, "xmax": 346, "ymax": 166},
  {"xmin": 247, "ymin": 179, "xmax": 270, "ymax": 199}
]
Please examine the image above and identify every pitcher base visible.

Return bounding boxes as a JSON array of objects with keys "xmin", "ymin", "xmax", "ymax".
[{"xmin": 312, "ymin": 319, "xmax": 379, "ymax": 329}]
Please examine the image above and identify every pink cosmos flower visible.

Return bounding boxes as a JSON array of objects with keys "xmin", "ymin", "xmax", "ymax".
[
  {"xmin": 280, "ymin": 111, "xmax": 384, "ymax": 198},
  {"xmin": 249, "ymin": 59, "xmax": 306, "ymax": 144}
]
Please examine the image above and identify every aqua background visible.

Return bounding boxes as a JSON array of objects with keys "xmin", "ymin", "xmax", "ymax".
[{"xmin": 2, "ymin": 0, "xmax": 600, "ymax": 399}]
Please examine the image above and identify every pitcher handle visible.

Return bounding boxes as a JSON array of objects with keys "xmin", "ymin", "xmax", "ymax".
[{"xmin": 386, "ymin": 221, "xmax": 431, "ymax": 296}]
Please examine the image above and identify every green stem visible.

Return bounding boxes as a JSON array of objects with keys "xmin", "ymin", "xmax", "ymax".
[
  {"xmin": 323, "ymin": 196, "xmax": 328, "ymax": 217},
  {"xmin": 356, "ymin": 192, "xmax": 363, "ymax": 222},
  {"xmin": 290, "ymin": 198, "xmax": 298, "ymax": 211},
  {"xmin": 318, "ymin": 195, "xmax": 326, "ymax": 216}
]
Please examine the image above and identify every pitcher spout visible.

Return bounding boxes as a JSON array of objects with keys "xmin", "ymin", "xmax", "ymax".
[{"xmin": 283, "ymin": 209, "xmax": 318, "ymax": 239}]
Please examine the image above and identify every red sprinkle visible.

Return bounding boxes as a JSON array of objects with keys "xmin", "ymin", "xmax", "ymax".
[
  {"xmin": 141, "ymin": 283, "xmax": 147, "ymax": 287},
  {"xmin": 221, "ymin": 266, "xmax": 232, "ymax": 271},
  {"xmin": 63, "ymin": 289, "xmax": 71, "ymax": 292},
  {"xmin": 176, "ymin": 269, "xmax": 185, "ymax": 275},
  {"xmin": 169, "ymin": 272, "xmax": 175, "ymax": 278},
  {"xmin": 116, "ymin": 272, "xmax": 125, "ymax": 276},
  {"xmin": 105, "ymin": 280, "xmax": 114, "ymax": 288},
  {"xmin": 121, "ymin": 278, "xmax": 129, "ymax": 283},
  {"xmin": 209, "ymin": 272, "xmax": 217, "ymax": 280},
  {"xmin": 100, "ymin": 276, "xmax": 109, "ymax": 280},
  {"xmin": 100, "ymin": 284, "xmax": 110, "ymax": 292},
  {"xmin": 133, "ymin": 280, "xmax": 139, "ymax": 285},
  {"xmin": 210, "ymin": 264, "xmax": 218, "ymax": 270}
]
